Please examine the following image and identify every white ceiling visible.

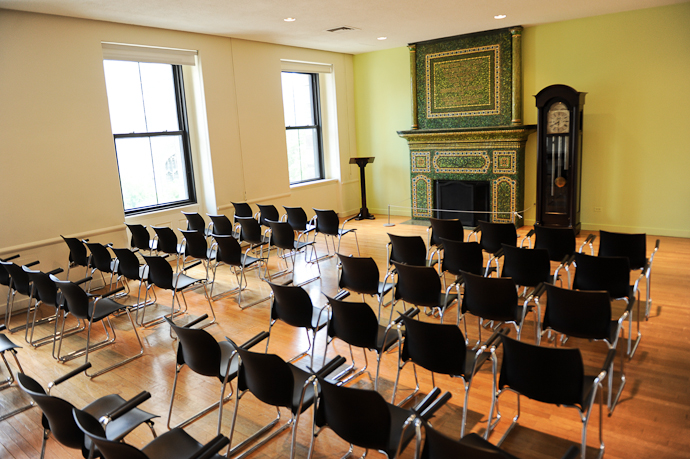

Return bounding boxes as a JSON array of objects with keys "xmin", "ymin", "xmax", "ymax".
[{"xmin": 0, "ymin": 0, "xmax": 685, "ymax": 54}]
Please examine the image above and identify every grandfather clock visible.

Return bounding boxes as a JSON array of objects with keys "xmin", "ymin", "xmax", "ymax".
[{"xmin": 535, "ymin": 85, "xmax": 586, "ymax": 234}]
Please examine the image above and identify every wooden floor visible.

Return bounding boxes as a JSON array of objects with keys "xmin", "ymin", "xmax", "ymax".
[{"xmin": 1, "ymin": 215, "xmax": 689, "ymax": 459}]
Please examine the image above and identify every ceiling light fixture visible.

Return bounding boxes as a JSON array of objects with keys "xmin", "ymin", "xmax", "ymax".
[
  {"xmin": 284, "ymin": 17, "xmax": 296, "ymax": 22},
  {"xmin": 377, "ymin": 36, "xmax": 387, "ymax": 40},
  {"xmin": 494, "ymin": 14, "xmax": 507, "ymax": 19}
]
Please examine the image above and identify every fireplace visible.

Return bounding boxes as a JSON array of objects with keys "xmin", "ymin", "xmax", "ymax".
[{"xmin": 435, "ymin": 180, "xmax": 490, "ymax": 227}]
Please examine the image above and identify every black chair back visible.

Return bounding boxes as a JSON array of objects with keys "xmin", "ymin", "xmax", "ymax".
[
  {"xmin": 422, "ymin": 426, "xmax": 517, "ymax": 459},
  {"xmin": 388, "ymin": 234, "xmax": 427, "ymax": 267},
  {"xmin": 24, "ymin": 267, "xmax": 59, "ymax": 307},
  {"xmin": 393, "ymin": 262, "xmax": 442, "ymax": 308},
  {"xmin": 533, "ymin": 225, "xmax": 576, "ymax": 262},
  {"xmin": 126, "ymin": 224, "xmax": 154, "ymax": 252},
  {"xmin": 62, "ymin": 236, "xmax": 89, "ymax": 267},
  {"xmin": 500, "ymin": 244, "xmax": 551, "ymax": 287},
  {"xmin": 543, "ymin": 284, "xmax": 612, "ymax": 341},
  {"xmin": 152, "ymin": 226, "xmax": 179, "ymax": 256},
  {"xmin": 236, "ymin": 217, "xmax": 263, "ymax": 245},
  {"xmin": 461, "ymin": 271, "xmax": 518, "ymax": 322},
  {"xmin": 477, "ymin": 221, "xmax": 517, "ymax": 254},
  {"xmin": 499, "ymin": 334, "xmax": 584, "ymax": 407},
  {"xmin": 143, "ymin": 256, "xmax": 175, "ymax": 290},
  {"xmin": 337, "ymin": 254, "xmax": 381, "ymax": 296},
  {"xmin": 73, "ymin": 408, "xmax": 149, "ymax": 459},
  {"xmin": 236, "ymin": 348, "xmax": 295, "ymax": 410},
  {"xmin": 267, "ymin": 281, "xmax": 315, "ymax": 328},
  {"xmin": 182, "ymin": 212, "xmax": 207, "ymax": 233},
  {"xmin": 213, "ymin": 234, "xmax": 242, "ymax": 266},
  {"xmin": 208, "ymin": 214, "xmax": 235, "ymax": 236},
  {"xmin": 167, "ymin": 319, "xmax": 223, "ymax": 379},
  {"xmin": 112, "ymin": 248, "xmax": 144, "ymax": 281},
  {"xmin": 230, "ymin": 202, "xmax": 253, "ymax": 223},
  {"xmin": 598, "ymin": 230, "xmax": 647, "ymax": 270},
  {"xmin": 313, "ymin": 209, "xmax": 340, "ymax": 236},
  {"xmin": 1, "ymin": 261, "xmax": 33, "ymax": 296},
  {"xmin": 573, "ymin": 252, "xmax": 631, "ymax": 299},
  {"xmin": 284, "ymin": 206, "xmax": 310, "ymax": 232},
  {"xmin": 439, "ymin": 238, "xmax": 483, "ymax": 277},
  {"xmin": 268, "ymin": 221, "xmax": 296, "ymax": 251},
  {"xmin": 325, "ymin": 295, "xmax": 379, "ymax": 349},
  {"xmin": 85, "ymin": 242, "xmax": 115, "ymax": 273},
  {"xmin": 429, "ymin": 217, "xmax": 464, "ymax": 248},
  {"xmin": 54, "ymin": 280, "xmax": 91, "ymax": 320},
  {"xmin": 400, "ymin": 315, "xmax": 467, "ymax": 376},
  {"xmin": 180, "ymin": 229, "xmax": 209, "ymax": 259},
  {"xmin": 257, "ymin": 204, "xmax": 280, "ymax": 228}
]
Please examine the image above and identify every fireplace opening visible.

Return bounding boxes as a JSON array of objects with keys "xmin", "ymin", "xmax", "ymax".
[{"xmin": 435, "ymin": 180, "xmax": 490, "ymax": 227}]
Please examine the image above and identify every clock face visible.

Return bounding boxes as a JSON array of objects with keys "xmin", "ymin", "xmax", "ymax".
[{"xmin": 546, "ymin": 102, "xmax": 570, "ymax": 134}]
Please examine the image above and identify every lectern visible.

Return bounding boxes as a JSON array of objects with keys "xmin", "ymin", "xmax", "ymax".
[{"xmin": 350, "ymin": 157, "xmax": 375, "ymax": 220}]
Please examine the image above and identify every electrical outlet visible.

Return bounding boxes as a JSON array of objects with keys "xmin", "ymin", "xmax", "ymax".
[{"xmin": 594, "ymin": 207, "xmax": 602, "ymax": 212}]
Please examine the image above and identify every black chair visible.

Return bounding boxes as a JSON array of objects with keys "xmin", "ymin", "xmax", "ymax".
[
  {"xmin": 53, "ymin": 278, "xmax": 143, "ymax": 378},
  {"xmin": 572, "ymin": 252, "xmax": 640, "ymax": 357},
  {"xmin": 17, "ymin": 363, "xmax": 157, "ymax": 459},
  {"xmin": 23, "ymin": 265, "xmax": 78, "ymax": 349},
  {"xmin": 234, "ymin": 216, "xmax": 272, "ymax": 308},
  {"xmin": 151, "ymin": 226, "xmax": 184, "ymax": 268},
  {"xmin": 0, "ymin": 324, "xmax": 34, "ymax": 422},
  {"xmin": 267, "ymin": 220, "xmax": 320, "ymax": 286},
  {"xmin": 209, "ymin": 234, "xmax": 264, "ymax": 306},
  {"xmin": 283, "ymin": 206, "xmax": 316, "ymax": 244},
  {"xmin": 62, "ymin": 235, "xmax": 91, "ymax": 281},
  {"xmin": 182, "ymin": 211, "xmax": 211, "ymax": 237},
  {"xmin": 227, "ymin": 350, "xmax": 344, "ymax": 459},
  {"xmin": 311, "ymin": 377, "xmax": 450, "ymax": 459},
  {"xmin": 392, "ymin": 262, "xmax": 458, "ymax": 325},
  {"xmin": 542, "ymin": 284, "xmax": 627, "ymax": 414},
  {"xmin": 73, "ymin": 407, "xmax": 228, "ymax": 459},
  {"xmin": 467, "ymin": 221, "xmax": 518, "ymax": 275},
  {"xmin": 111, "ymin": 247, "xmax": 155, "ymax": 322},
  {"xmin": 266, "ymin": 281, "xmax": 330, "ymax": 368},
  {"xmin": 336, "ymin": 253, "xmax": 394, "ymax": 321},
  {"xmin": 392, "ymin": 316, "xmax": 499, "ymax": 436},
  {"xmin": 142, "ymin": 256, "xmax": 216, "ymax": 328},
  {"xmin": 526, "ymin": 225, "xmax": 579, "ymax": 287},
  {"xmin": 323, "ymin": 295, "xmax": 408, "ymax": 389},
  {"xmin": 1, "ymin": 258, "xmax": 42, "ymax": 333},
  {"xmin": 230, "ymin": 201, "xmax": 254, "ymax": 235},
  {"xmin": 461, "ymin": 271, "xmax": 535, "ymax": 345},
  {"xmin": 598, "ymin": 230, "xmax": 660, "ymax": 320},
  {"xmin": 421, "ymin": 425, "xmax": 580, "ymax": 459},
  {"xmin": 257, "ymin": 204, "xmax": 281, "ymax": 228},
  {"xmin": 125, "ymin": 223, "xmax": 157, "ymax": 254},
  {"xmin": 438, "ymin": 238, "xmax": 485, "ymax": 297},
  {"xmin": 427, "ymin": 217, "xmax": 465, "ymax": 260},
  {"xmin": 165, "ymin": 315, "xmax": 268, "ymax": 434},
  {"xmin": 312, "ymin": 208, "xmax": 359, "ymax": 260},
  {"xmin": 85, "ymin": 242, "xmax": 122, "ymax": 293},
  {"xmin": 207, "ymin": 213, "xmax": 236, "ymax": 237},
  {"xmin": 179, "ymin": 229, "xmax": 216, "ymax": 279},
  {"xmin": 488, "ymin": 334, "xmax": 613, "ymax": 459},
  {"xmin": 387, "ymin": 233, "xmax": 437, "ymax": 269}
]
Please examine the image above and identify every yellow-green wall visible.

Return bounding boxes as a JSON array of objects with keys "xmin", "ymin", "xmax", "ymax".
[{"xmin": 354, "ymin": 2, "xmax": 690, "ymax": 237}]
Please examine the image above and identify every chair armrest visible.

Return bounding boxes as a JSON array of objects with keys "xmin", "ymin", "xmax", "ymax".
[
  {"xmin": 579, "ymin": 234, "xmax": 596, "ymax": 254},
  {"xmin": 182, "ymin": 260, "xmax": 203, "ymax": 271},
  {"xmin": 341, "ymin": 215, "xmax": 358, "ymax": 233},
  {"xmin": 101, "ymin": 285, "xmax": 126, "ymax": 299},
  {"xmin": 237, "ymin": 330, "xmax": 270, "ymax": 350},
  {"xmin": 315, "ymin": 355, "xmax": 347, "ymax": 379},
  {"xmin": 412, "ymin": 387, "xmax": 441, "ymax": 415},
  {"xmin": 527, "ymin": 283, "xmax": 546, "ymax": 302},
  {"xmin": 333, "ymin": 290, "xmax": 350, "ymax": 301},
  {"xmin": 62, "ymin": 275, "xmax": 92, "ymax": 286},
  {"xmin": 25, "ymin": 260, "xmax": 41, "ymax": 268},
  {"xmin": 596, "ymin": 349, "xmax": 617, "ymax": 383},
  {"xmin": 184, "ymin": 314, "xmax": 209, "ymax": 328},
  {"xmin": 190, "ymin": 435, "xmax": 230, "ymax": 459},
  {"xmin": 520, "ymin": 228, "xmax": 535, "ymax": 248},
  {"xmin": 419, "ymin": 391, "xmax": 453, "ymax": 421},
  {"xmin": 0, "ymin": 254, "xmax": 20, "ymax": 262},
  {"xmin": 102, "ymin": 391, "xmax": 151, "ymax": 424},
  {"xmin": 47, "ymin": 267, "xmax": 64, "ymax": 276},
  {"xmin": 466, "ymin": 226, "xmax": 480, "ymax": 242},
  {"xmin": 50, "ymin": 363, "xmax": 93, "ymax": 388},
  {"xmin": 393, "ymin": 307, "xmax": 420, "ymax": 326}
]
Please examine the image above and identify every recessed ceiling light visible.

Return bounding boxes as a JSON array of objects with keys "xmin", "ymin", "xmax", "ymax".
[
  {"xmin": 377, "ymin": 36, "xmax": 387, "ymax": 40},
  {"xmin": 494, "ymin": 14, "xmax": 507, "ymax": 19},
  {"xmin": 284, "ymin": 17, "xmax": 296, "ymax": 22}
]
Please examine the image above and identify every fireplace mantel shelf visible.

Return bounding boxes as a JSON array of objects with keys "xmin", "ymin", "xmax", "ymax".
[{"xmin": 398, "ymin": 125, "xmax": 536, "ymax": 144}]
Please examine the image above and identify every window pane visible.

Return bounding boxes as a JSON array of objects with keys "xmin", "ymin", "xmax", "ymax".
[
  {"xmin": 150, "ymin": 135, "xmax": 189, "ymax": 204},
  {"xmin": 286, "ymin": 128, "xmax": 319, "ymax": 183},
  {"xmin": 104, "ymin": 60, "xmax": 147, "ymax": 134},
  {"xmin": 282, "ymin": 73, "xmax": 315, "ymax": 127},
  {"xmin": 115, "ymin": 137, "xmax": 158, "ymax": 210},
  {"xmin": 140, "ymin": 63, "xmax": 180, "ymax": 132}
]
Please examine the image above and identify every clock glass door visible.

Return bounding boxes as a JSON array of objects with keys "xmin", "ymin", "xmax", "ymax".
[{"xmin": 542, "ymin": 101, "xmax": 571, "ymax": 222}]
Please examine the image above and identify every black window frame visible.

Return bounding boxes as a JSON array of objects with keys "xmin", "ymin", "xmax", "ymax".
[
  {"xmin": 282, "ymin": 71, "xmax": 325, "ymax": 185},
  {"xmin": 108, "ymin": 63, "xmax": 197, "ymax": 216}
]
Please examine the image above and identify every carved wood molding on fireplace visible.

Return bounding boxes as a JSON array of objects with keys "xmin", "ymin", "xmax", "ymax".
[{"xmin": 398, "ymin": 126, "xmax": 536, "ymax": 227}]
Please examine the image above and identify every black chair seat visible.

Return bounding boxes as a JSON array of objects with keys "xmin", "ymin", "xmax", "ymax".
[
  {"xmin": 142, "ymin": 427, "xmax": 224, "ymax": 459},
  {"xmin": 88, "ymin": 297, "xmax": 128, "ymax": 322},
  {"xmin": 172, "ymin": 273, "xmax": 203, "ymax": 291}
]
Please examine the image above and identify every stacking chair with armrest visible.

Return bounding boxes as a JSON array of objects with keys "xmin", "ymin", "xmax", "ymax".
[
  {"xmin": 73, "ymin": 407, "xmax": 229, "ymax": 459},
  {"xmin": 17, "ymin": 362, "xmax": 157, "ymax": 459},
  {"xmin": 151, "ymin": 226, "xmax": 184, "ymax": 268},
  {"xmin": 233, "ymin": 216, "xmax": 272, "ymax": 308},
  {"xmin": 257, "ymin": 204, "xmax": 281, "ymax": 229},
  {"xmin": 426, "ymin": 217, "xmax": 465, "ymax": 262},
  {"xmin": 179, "ymin": 229, "xmax": 216, "ymax": 280},
  {"xmin": 208, "ymin": 234, "xmax": 264, "ymax": 305},
  {"xmin": 312, "ymin": 208, "xmax": 359, "ymax": 260},
  {"xmin": 391, "ymin": 316, "xmax": 501, "ymax": 437},
  {"xmin": 597, "ymin": 230, "xmax": 660, "ymax": 320},
  {"xmin": 61, "ymin": 236, "xmax": 91, "ymax": 281},
  {"xmin": 0, "ymin": 324, "xmax": 35, "ymax": 422},
  {"xmin": 53, "ymin": 278, "xmax": 144, "ymax": 378},
  {"xmin": 467, "ymin": 221, "xmax": 518, "ymax": 276},
  {"xmin": 165, "ymin": 315, "xmax": 269, "ymax": 435},
  {"xmin": 438, "ymin": 238, "xmax": 485, "ymax": 300},
  {"xmin": 267, "ymin": 220, "xmax": 320, "ymax": 286},
  {"xmin": 182, "ymin": 211, "xmax": 212, "ymax": 237},
  {"xmin": 487, "ymin": 334, "xmax": 613, "ymax": 459},
  {"xmin": 125, "ymin": 223, "xmax": 157, "ymax": 254},
  {"xmin": 207, "ymin": 213, "xmax": 235, "ymax": 237},
  {"xmin": 336, "ymin": 253, "xmax": 394, "ymax": 320},
  {"xmin": 1, "ymin": 258, "xmax": 47, "ymax": 333},
  {"xmin": 111, "ymin": 247, "xmax": 155, "ymax": 321},
  {"xmin": 392, "ymin": 262, "xmax": 458, "ymax": 325},
  {"xmin": 521, "ymin": 225, "xmax": 583, "ymax": 287},
  {"xmin": 283, "ymin": 206, "xmax": 316, "ymax": 244},
  {"xmin": 231, "ymin": 201, "xmax": 255, "ymax": 237},
  {"xmin": 85, "ymin": 242, "xmax": 122, "ymax": 293}
]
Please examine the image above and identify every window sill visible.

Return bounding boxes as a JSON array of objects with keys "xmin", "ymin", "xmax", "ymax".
[{"xmin": 290, "ymin": 178, "xmax": 339, "ymax": 190}]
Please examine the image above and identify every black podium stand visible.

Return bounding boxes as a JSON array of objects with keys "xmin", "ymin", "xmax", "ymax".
[{"xmin": 350, "ymin": 157, "xmax": 375, "ymax": 220}]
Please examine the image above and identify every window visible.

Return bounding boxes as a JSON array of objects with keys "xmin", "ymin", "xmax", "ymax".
[
  {"xmin": 281, "ymin": 72, "xmax": 324, "ymax": 184},
  {"xmin": 103, "ymin": 60, "xmax": 195, "ymax": 214}
]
